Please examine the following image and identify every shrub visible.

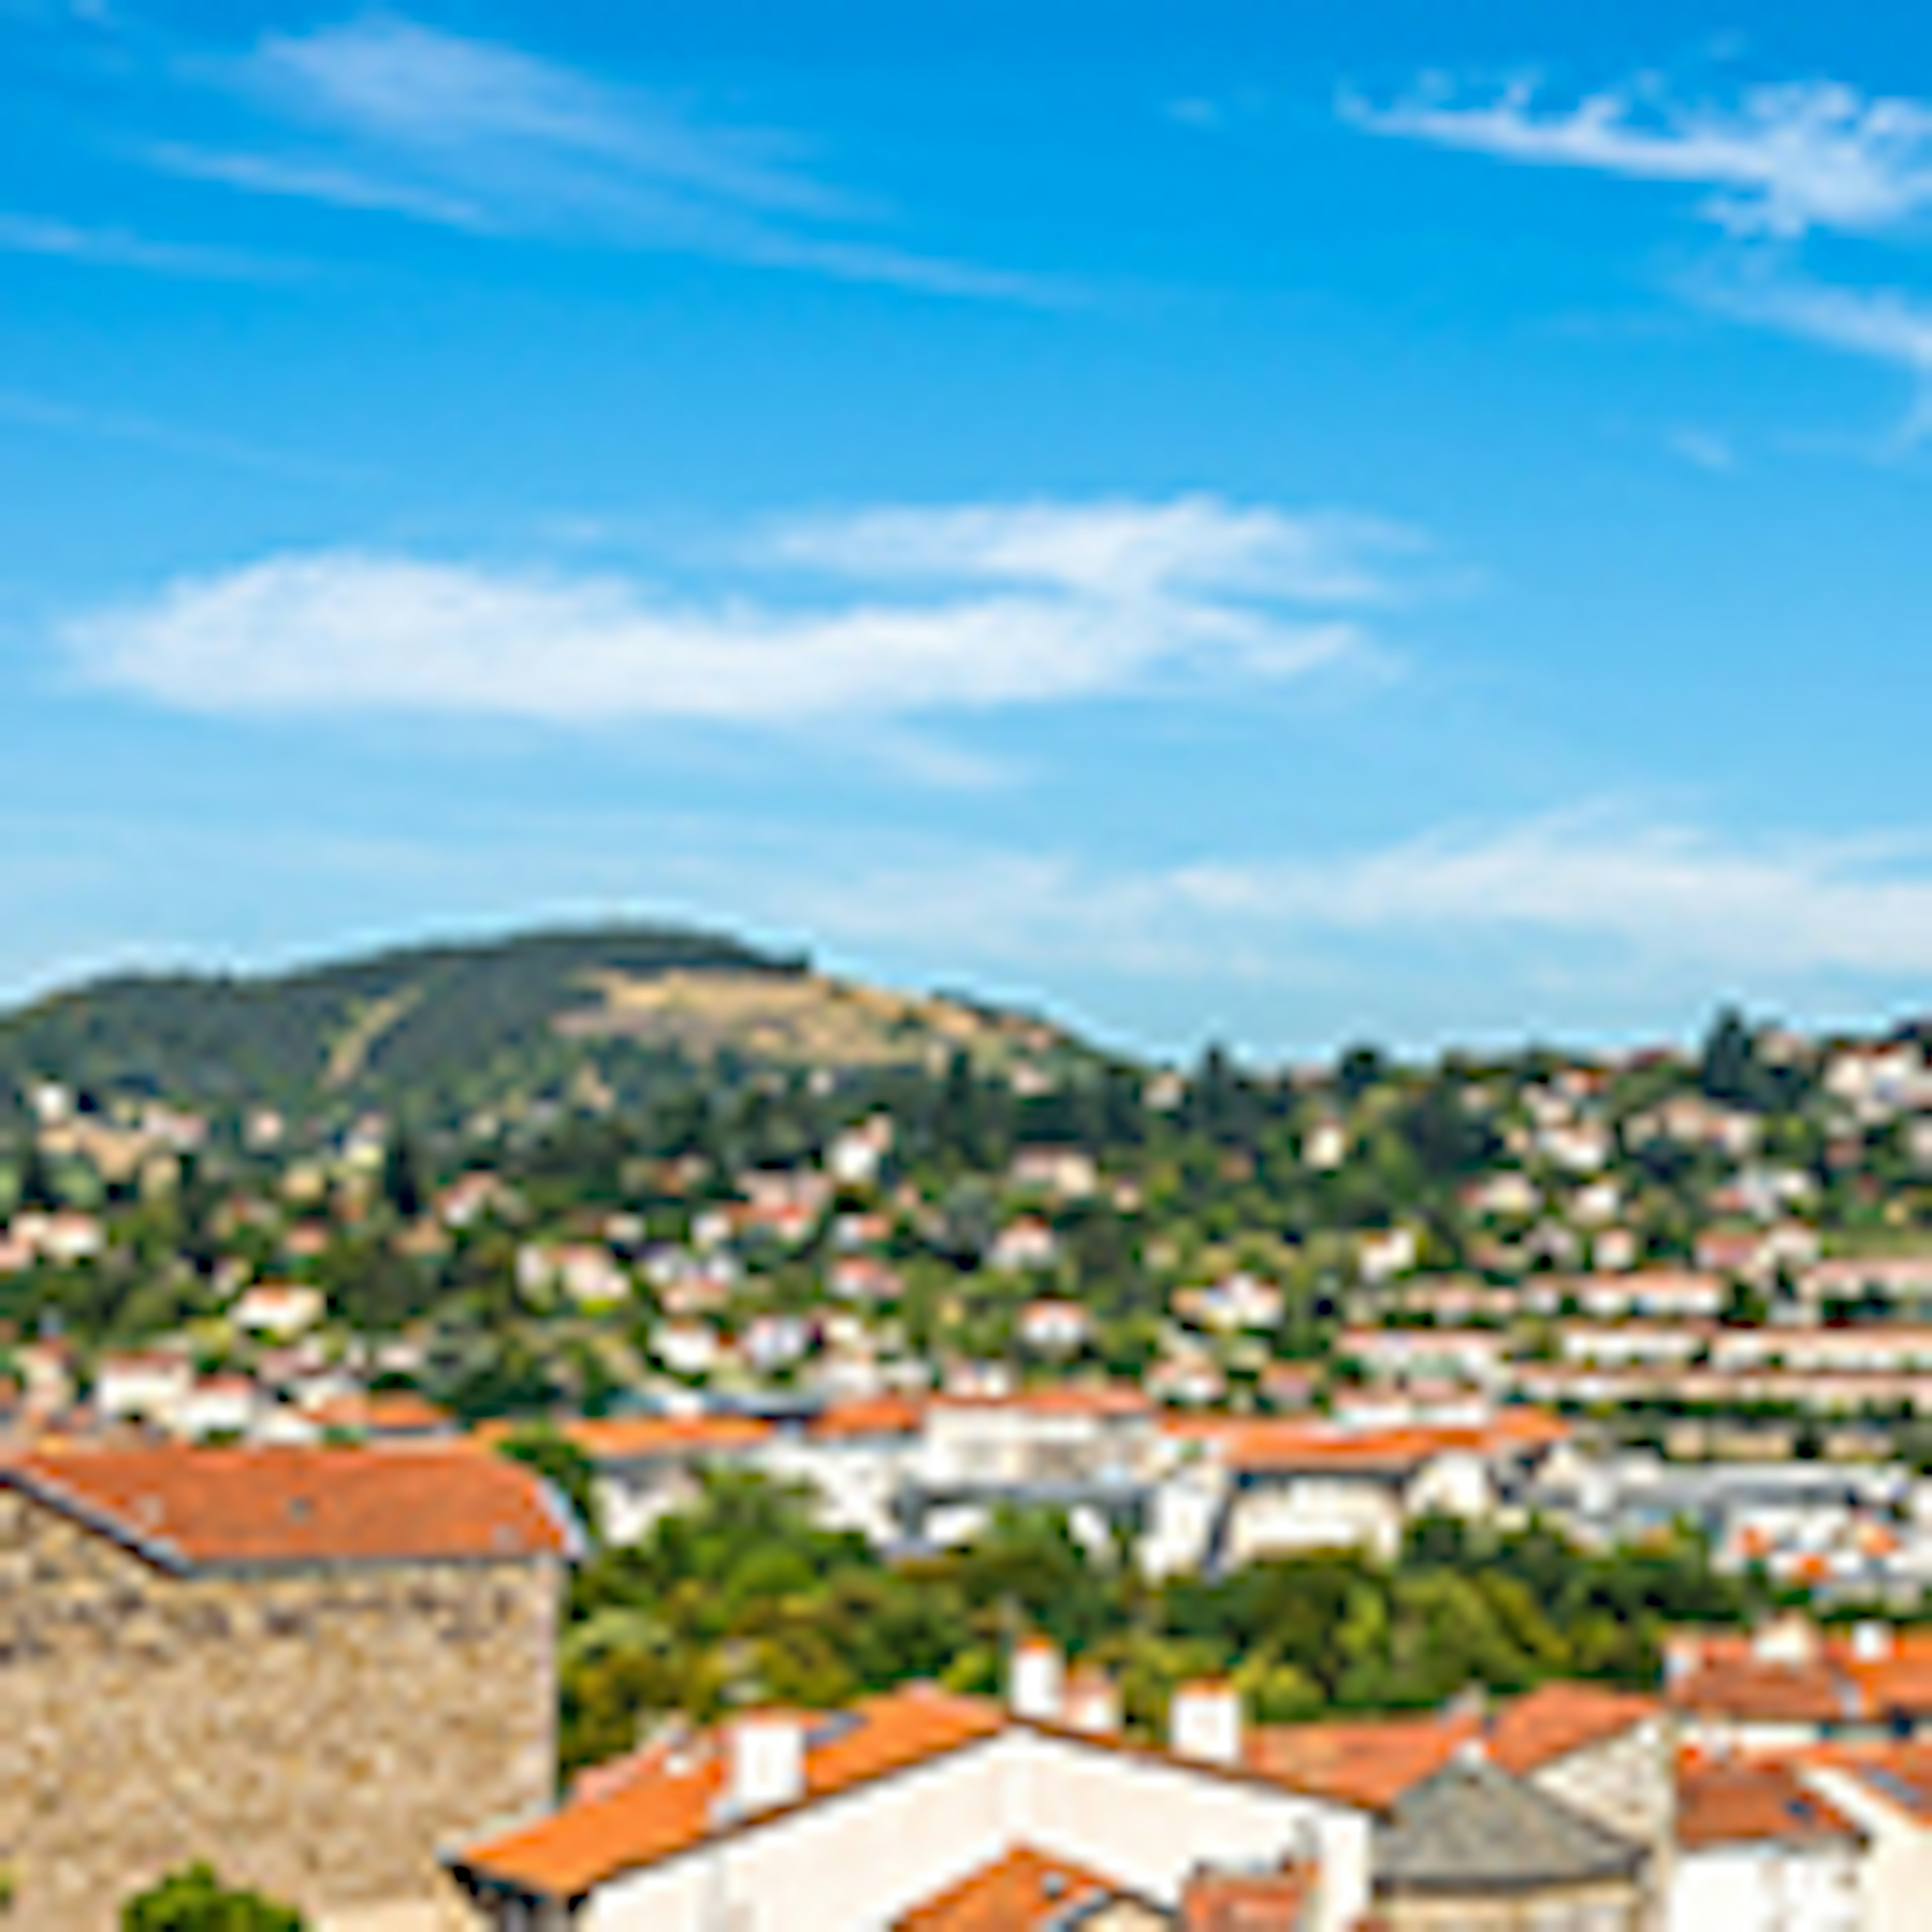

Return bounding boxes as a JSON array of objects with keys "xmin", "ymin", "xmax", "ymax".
[{"xmin": 121, "ymin": 1863, "xmax": 304, "ymax": 1932}]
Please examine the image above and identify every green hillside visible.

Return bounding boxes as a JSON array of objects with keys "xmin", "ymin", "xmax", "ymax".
[{"xmin": 0, "ymin": 924, "xmax": 1086, "ymax": 1126}]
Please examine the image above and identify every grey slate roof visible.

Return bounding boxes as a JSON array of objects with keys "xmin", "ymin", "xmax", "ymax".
[{"xmin": 1375, "ymin": 1756, "xmax": 1647, "ymax": 1897}]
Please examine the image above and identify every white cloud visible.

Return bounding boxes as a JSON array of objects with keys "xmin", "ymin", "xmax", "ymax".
[
  {"xmin": 245, "ymin": 14, "xmax": 834, "ymax": 219},
  {"xmin": 0, "ymin": 209, "xmax": 280, "ymax": 278},
  {"xmin": 66, "ymin": 497, "xmax": 1402, "ymax": 725},
  {"xmin": 1665, "ymin": 427, "xmax": 1737, "ymax": 472},
  {"xmin": 1278, "ymin": 815, "xmax": 1932, "ymax": 975},
  {"xmin": 1702, "ymin": 270, "xmax": 1932, "ymax": 417},
  {"xmin": 771, "ymin": 812, "xmax": 1932, "ymax": 986},
  {"xmin": 153, "ymin": 14, "xmax": 1048, "ymax": 298},
  {"xmin": 1349, "ymin": 75, "xmax": 1932, "ymax": 240}
]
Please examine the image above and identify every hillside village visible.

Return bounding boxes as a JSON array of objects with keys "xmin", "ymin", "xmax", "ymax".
[{"xmin": 15, "ymin": 939, "xmax": 1932, "ymax": 1926}]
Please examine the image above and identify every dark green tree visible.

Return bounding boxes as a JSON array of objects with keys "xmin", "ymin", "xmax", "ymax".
[
  {"xmin": 497, "ymin": 1424, "xmax": 601, "ymax": 1543},
  {"xmin": 121, "ymin": 1862, "xmax": 304, "ymax": 1932},
  {"xmin": 1336, "ymin": 1044, "xmax": 1388, "ymax": 1105},
  {"xmin": 380, "ymin": 1129, "xmax": 425, "ymax": 1221}
]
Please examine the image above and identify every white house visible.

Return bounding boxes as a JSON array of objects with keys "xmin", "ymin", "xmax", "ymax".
[
  {"xmin": 446, "ymin": 1666, "xmax": 1376, "ymax": 1932},
  {"xmin": 988, "ymin": 1217, "xmax": 1061, "ymax": 1272},
  {"xmin": 1018, "ymin": 1299, "xmax": 1092, "ymax": 1355},
  {"xmin": 230, "ymin": 1282, "xmax": 326, "ymax": 1340},
  {"xmin": 93, "ymin": 1350, "xmax": 194, "ymax": 1429},
  {"xmin": 1670, "ymin": 1756, "xmax": 1864, "ymax": 1932}
]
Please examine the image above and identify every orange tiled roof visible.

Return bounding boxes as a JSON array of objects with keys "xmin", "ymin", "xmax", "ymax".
[
  {"xmin": 1248, "ymin": 1714, "xmax": 1474, "ymax": 1811},
  {"xmin": 456, "ymin": 1686, "xmax": 1007, "ymax": 1899},
  {"xmin": 1669, "ymin": 1628, "xmax": 1932, "ymax": 1726},
  {"xmin": 529, "ymin": 1415, "xmax": 773, "ymax": 1461},
  {"xmin": 1807, "ymin": 1741, "xmax": 1932, "ymax": 1820},
  {"xmin": 1670, "ymin": 1656, "xmax": 1847, "ymax": 1725},
  {"xmin": 1249, "ymin": 1681, "xmax": 1652, "ymax": 1811},
  {"xmin": 895, "ymin": 1845, "xmax": 1131, "ymax": 1929},
  {"xmin": 1487, "ymin": 1683, "xmax": 1657, "ymax": 1775},
  {"xmin": 1842, "ymin": 1648, "xmax": 1932, "ymax": 1720},
  {"xmin": 306, "ymin": 1390, "xmax": 453, "ymax": 1434},
  {"xmin": 1677, "ymin": 1757, "xmax": 1861, "ymax": 1850},
  {"xmin": 809, "ymin": 1395, "xmax": 926, "ymax": 1439},
  {"xmin": 2, "ymin": 1442, "xmax": 574, "ymax": 1570},
  {"xmin": 1181, "ymin": 1863, "xmax": 1313, "ymax": 1930},
  {"xmin": 1202, "ymin": 1409, "xmax": 1566, "ymax": 1476}
]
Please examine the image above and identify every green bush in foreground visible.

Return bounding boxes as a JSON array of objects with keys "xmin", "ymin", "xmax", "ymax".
[{"xmin": 121, "ymin": 1863, "xmax": 305, "ymax": 1932}]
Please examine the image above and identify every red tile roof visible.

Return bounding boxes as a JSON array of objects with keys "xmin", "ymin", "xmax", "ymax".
[
  {"xmin": 1248, "ymin": 1715, "xmax": 1473, "ymax": 1811},
  {"xmin": 1677, "ymin": 1757, "xmax": 1862, "ymax": 1850},
  {"xmin": 1249, "ymin": 1682, "xmax": 1654, "ymax": 1811},
  {"xmin": 1807, "ymin": 1742, "xmax": 1932, "ymax": 1820},
  {"xmin": 809, "ymin": 1395, "xmax": 926, "ymax": 1439},
  {"xmin": 3, "ymin": 1442, "xmax": 575, "ymax": 1570},
  {"xmin": 1668, "ymin": 1627, "xmax": 1932, "ymax": 1727},
  {"xmin": 1180, "ymin": 1863, "xmax": 1313, "ymax": 1931},
  {"xmin": 306, "ymin": 1390, "xmax": 453, "ymax": 1435},
  {"xmin": 486, "ymin": 1415, "xmax": 773, "ymax": 1461},
  {"xmin": 1487, "ymin": 1683, "xmax": 1657, "ymax": 1775},
  {"xmin": 895, "ymin": 1845, "xmax": 1132, "ymax": 1929},
  {"xmin": 1187, "ymin": 1410, "xmax": 1568, "ymax": 1476},
  {"xmin": 457, "ymin": 1685, "xmax": 1006, "ymax": 1898}
]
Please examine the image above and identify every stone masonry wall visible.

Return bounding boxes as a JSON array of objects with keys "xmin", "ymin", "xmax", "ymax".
[{"xmin": 0, "ymin": 1490, "xmax": 559, "ymax": 1932}]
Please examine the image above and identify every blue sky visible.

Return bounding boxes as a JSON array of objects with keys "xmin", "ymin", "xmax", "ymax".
[{"xmin": 9, "ymin": 1, "xmax": 1932, "ymax": 1060}]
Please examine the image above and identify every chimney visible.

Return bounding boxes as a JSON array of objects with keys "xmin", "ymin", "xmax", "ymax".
[
  {"xmin": 1170, "ymin": 1679, "xmax": 1243, "ymax": 1767},
  {"xmin": 1064, "ymin": 1667, "xmax": 1122, "ymax": 1736},
  {"xmin": 1009, "ymin": 1637, "xmax": 1065, "ymax": 1724},
  {"xmin": 1852, "ymin": 1621, "xmax": 1896, "ymax": 1663},
  {"xmin": 725, "ymin": 1712, "xmax": 806, "ymax": 1817},
  {"xmin": 1752, "ymin": 1615, "xmax": 1819, "ymax": 1667}
]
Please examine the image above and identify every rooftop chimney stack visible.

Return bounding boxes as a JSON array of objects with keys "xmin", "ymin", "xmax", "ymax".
[
  {"xmin": 1169, "ymin": 1679, "xmax": 1243, "ymax": 1767},
  {"xmin": 1009, "ymin": 1636, "xmax": 1065, "ymax": 1723},
  {"xmin": 727, "ymin": 1712, "xmax": 806, "ymax": 1817},
  {"xmin": 1063, "ymin": 1667, "xmax": 1122, "ymax": 1736},
  {"xmin": 1853, "ymin": 1621, "xmax": 1896, "ymax": 1663}
]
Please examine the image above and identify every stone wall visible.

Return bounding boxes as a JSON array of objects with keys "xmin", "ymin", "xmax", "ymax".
[{"xmin": 0, "ymin": 1490, "xmax": 560, "ymax": 1932}]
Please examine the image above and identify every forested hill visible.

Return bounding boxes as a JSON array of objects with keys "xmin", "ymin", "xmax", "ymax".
[{"xmin": 0, "ymin": 924, "xmax": 1087, "ymax": 1126}]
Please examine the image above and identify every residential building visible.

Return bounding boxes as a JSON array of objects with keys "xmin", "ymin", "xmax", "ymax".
[
  {"xmin": 445, "ymin": 1664, "xmax": 1378, "ymax": 1932},
  {"xmin": 0, "ymin": 1443, "xmax": 576, "ymax": 1931}
]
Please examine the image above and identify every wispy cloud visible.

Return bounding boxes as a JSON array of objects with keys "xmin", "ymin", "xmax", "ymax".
[
  {"xmin": 0, "ymin": 208, "xmax": 285, "ymax": 279},
  {"xmin": 1699, "ymin": 268, "xmax": 1932, "ymax": 432},
  {"xmin": 1347, "ymin": 75, "xmax": 1932, "ymax": 240},
  {"xmin": 1665, "ymin": 426, "xmax": 1738, "ymax": 472},
  {"xmin": 1349, "ymin": 71, "xmax": 1932, "ymax": 433},
  {"xmin": 150, "ymin": 13, "xmax": 1051, "ymax": 298},
  {"xmin": 65, "ymin": 497, "xmax": 1409, "ymax": 728},
  {"xmin": 777, "ymin": 810, "xmax": 1932, "ymax": 988},
  {"xmin": 0, "ymin": 388, "xmax": 366, "ymax": 481}
]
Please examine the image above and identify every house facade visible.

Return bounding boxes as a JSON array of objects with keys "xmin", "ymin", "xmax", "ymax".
[{"xmin": 0, "ymin": 1443, "xmax": 575, "ymax": 1931}]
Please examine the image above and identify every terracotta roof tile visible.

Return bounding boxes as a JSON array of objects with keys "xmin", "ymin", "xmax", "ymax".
[
  {"xmin": 1677, "ymin": 1758, "xmax": 1862, "ymax": 1850},
  {"xmin": 3, "ymin": 1442, "xmax": 574, "ymax": 1570},
  {"xmin": 1487, "ymin": 1683, "xmax": 1657, "ymax": 1775},
  {"xmin": 457, "ymin": 1686, "xmax": 1006, "ymax": 1899},
  {"xmin": 1180, "ymin": 1863, "xmax": 1313, "ymax": 1931},
  {"xmin": 809, "ymin": 1396, "xmax": 926, "ymax": 1439},
  {"xmin": 1199, "ymin": 1411, "xmax": 1567, "ymax": 1476},
  {"xmin": 306, "ymin": 1391, "xmax": 453, "ymax": 1434},
  {"xmin": 1248, "ymin": 1715, "xmax": 1473, "ymax": 1811},
  {"xmin": 1807, "ymin": 1741, "xmax": 1932, "ymax": 1820},
  {"xmin": 497, "ymin": 1415, "xmax": 773, "ymax": 1461},
  {"xmin": 1669, "ymin": 1657, "xmax": 1849, "ymax": 1726},
  {"xmin": 895, "ymin": 1845, "xmax": 1130, "ymax": 1929}
]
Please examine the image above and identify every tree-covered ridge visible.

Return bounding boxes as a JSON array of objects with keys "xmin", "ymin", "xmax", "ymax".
[{"xmin": 0, "ymin": 924, "xmax": 1081, "ymax": 1127}]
